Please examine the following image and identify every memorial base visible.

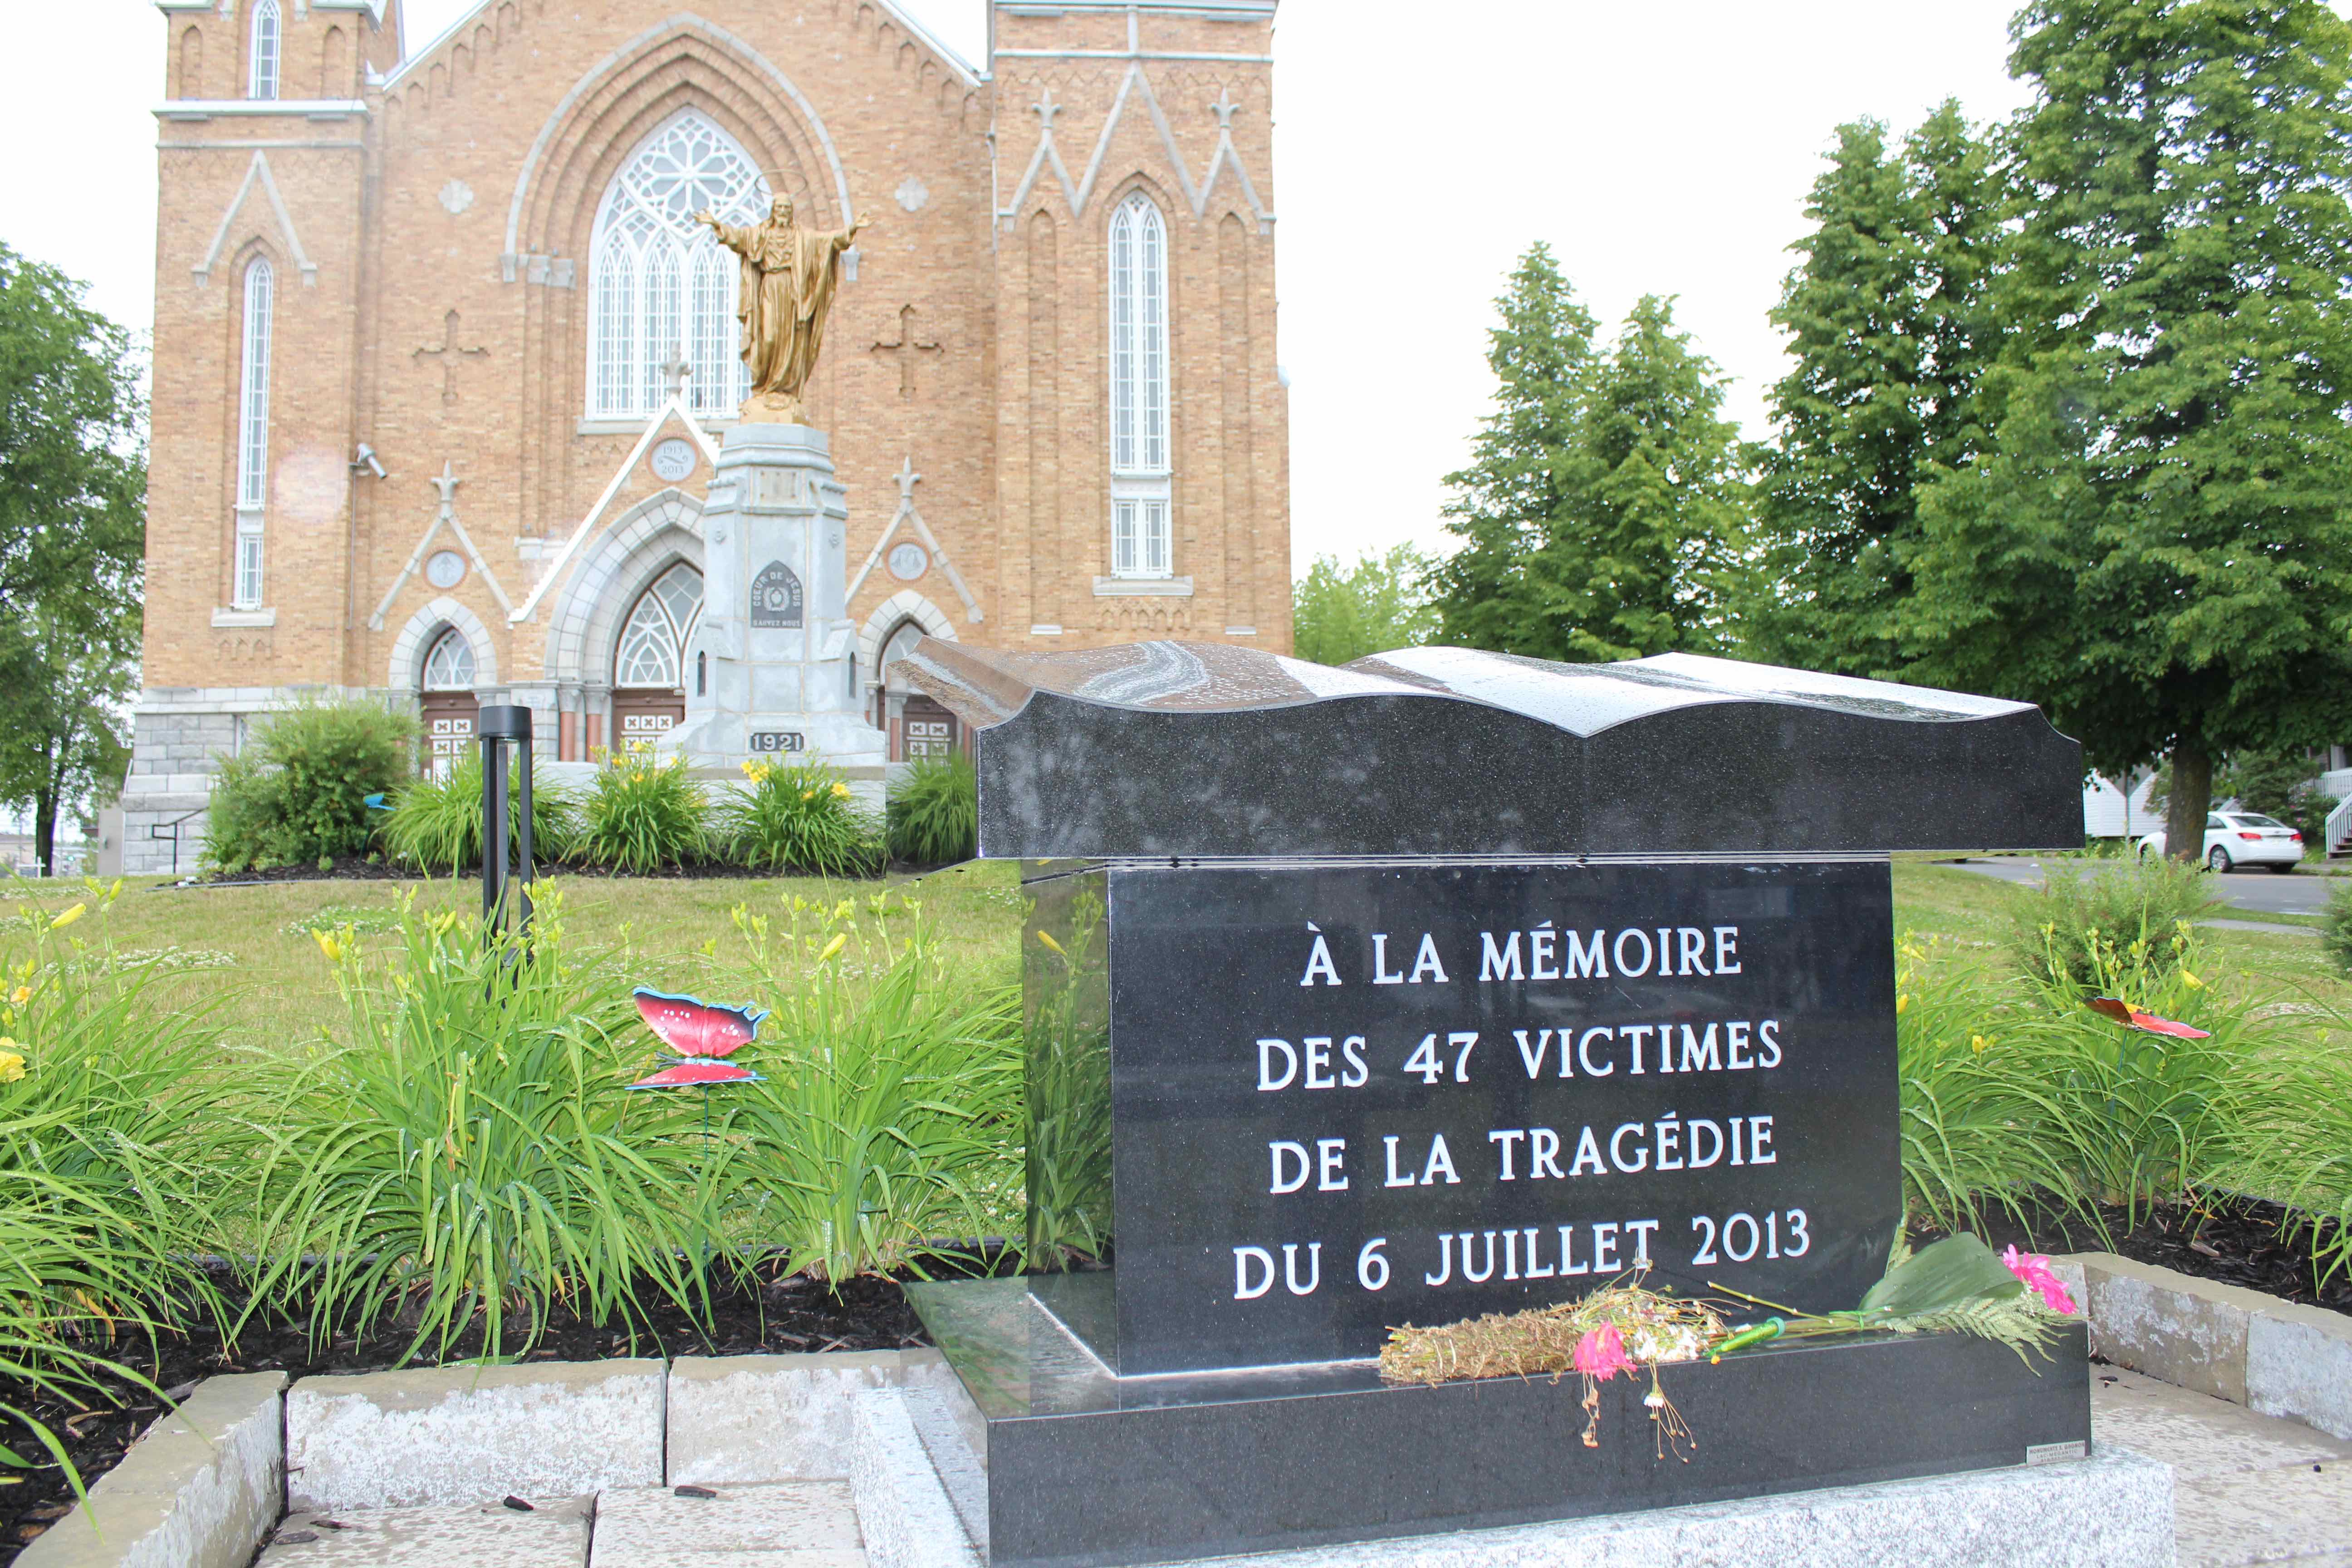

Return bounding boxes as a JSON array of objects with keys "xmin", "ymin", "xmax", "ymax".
[{"xmin": 904, "ymin": 1278, "xmax": 2110, "ymax": 1568}]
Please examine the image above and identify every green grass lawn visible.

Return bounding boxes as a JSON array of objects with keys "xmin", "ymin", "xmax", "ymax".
[
  {"xmin": 7, "ymin": 855, "xmax": 2342, "ymax": 1048},
  {"xmin": 3, "ymin": 861, "xmax": 1027, "ymax": 1053}
]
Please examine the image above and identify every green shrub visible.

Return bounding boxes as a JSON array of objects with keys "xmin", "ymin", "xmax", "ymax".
[
  {"xmin": 714, "ymin": 758, "xmax": 879, "ymax": 877},
  {"xmin": 381, "ymin": 753, "xmax": 580, "ymax": 873},
  {"xmin": 721, "ymin": 892, "xmax": 1022, "ymax": 1282},
  {"xmin": 579, "ymin": 752, "xmax": 710, "ymax": 872},
  {"xmin": 1900, "ymin": 923, "xmax": 2252, "ymax": 1236},
  {"xmin": 2323, "ymin": 877, "xmax": 2352, "ymax": 977},
  {"xmin": 2215, "ymin": 1009, "xmax": 2352, "ymax": 1288},
  {"xmin": 242, "ymin": 894, "xmax": 720, "ymax": 1360},
  {"xmin": 0, "ymin": 887, "xmax": 239, "ymax": 1481},
  {"xmin": 203, "ymin": 701, "xmax": 415, "ymax": 873},
  {"xmin": 887, "ymin": 753, "xmax": 978, "ymax": 866},
  {"xmin": 2009, "ymin": 856, "xmax": 2221, "ymax": 991}
]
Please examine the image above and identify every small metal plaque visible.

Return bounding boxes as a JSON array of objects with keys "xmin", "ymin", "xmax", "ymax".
[
  {"xmin": 748, "ymin": 731, "xmax": 806, "ymax": 754},
  {"xmin": 2025, "ymin": 1441, "xmax": 2088, "ymax": 1466},
  {"xmin": 750, "ymin": 561, "xmax": 804, "ymax": 628}
]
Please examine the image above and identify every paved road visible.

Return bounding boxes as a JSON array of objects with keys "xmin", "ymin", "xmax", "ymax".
[{"xmin": 1945, "ymin": 857, "xmax": 2336, "ymax": 918}]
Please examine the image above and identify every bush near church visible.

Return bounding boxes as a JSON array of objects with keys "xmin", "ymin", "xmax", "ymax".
[{"xmin": 203, "ymin": 702, "xmax": 415, "ymax": 874}]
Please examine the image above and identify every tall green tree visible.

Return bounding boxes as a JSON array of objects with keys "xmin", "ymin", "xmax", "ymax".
[
  {"xmin": 0, "ymin": 245, "xmax": 146, "ymax": 874},
  {"xmin": 1908, "ymin": 0, "xmax": 2352, "ymax": 860},
  {"xmin": 1429, "ymin": 244, "xmax": 1596, "ymax": 657},
  {"xmin": 1291, "ymin": 544, "xmax": 1441, "ymax": 667},
  {"xmin": 1432, "ymin": 247, "xmax": 1748, "ymax": 661},
  {"xmin": 1748, "ymin": 103, "xmax": 2005, "ymax": 677}
]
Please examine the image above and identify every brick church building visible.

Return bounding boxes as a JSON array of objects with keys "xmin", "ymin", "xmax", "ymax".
[{"xmin": 121, "ymin": 0, "xmax": 1289, "ymax": 871}]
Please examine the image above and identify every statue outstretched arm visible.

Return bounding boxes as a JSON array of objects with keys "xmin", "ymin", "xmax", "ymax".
[
  {"xmin": 836, "ymin": 213, "xmax": 872, "ymax": 250},
  {"xmin": 695, "ymin": 211, "xmax": 747, "ymax": 252}
]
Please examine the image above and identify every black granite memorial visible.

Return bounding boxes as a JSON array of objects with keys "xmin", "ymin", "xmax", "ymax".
[{"xmin": 893, "ymin": 641, "xmax": 2090, "ymax": 1568}]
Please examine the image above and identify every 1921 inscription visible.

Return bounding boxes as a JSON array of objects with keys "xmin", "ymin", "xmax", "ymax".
[
  {"xmin": 748, "ymin": 731, "xmax": 806, "ymax": 754},
  {"xmin": 1044, "ymin": 859, "xmax": 1901, "ymax": 1374}
]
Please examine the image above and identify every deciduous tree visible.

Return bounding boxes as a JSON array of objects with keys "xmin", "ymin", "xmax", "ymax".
[
  {"xmin": 0, "ymin": 245, "xmax": 146, "ymax": 873},
  {"xmin": 1909, "ymin": 0, "xmax": 2352, "ymax": 861},
  {"xmin": 1291, "ymin": 544, "xmax": 1440, "ymax": 667}
]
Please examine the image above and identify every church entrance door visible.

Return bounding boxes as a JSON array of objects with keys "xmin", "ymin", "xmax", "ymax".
[
  {"xmin": 899, "ymin": 696, "xmax": 961, "ymax": 762},
  {"xmin": 612, "ymin": 687, "xmax": 686, "ymax": 750},
  {"xmin": 418, "ymin": 629, "xmax": 479, "ymax": 780}
]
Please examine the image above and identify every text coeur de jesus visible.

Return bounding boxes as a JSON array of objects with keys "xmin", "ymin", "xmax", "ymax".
[{"xmin": 1236, "ymin": 920, "xmax": 1810, "ymax": 1304}]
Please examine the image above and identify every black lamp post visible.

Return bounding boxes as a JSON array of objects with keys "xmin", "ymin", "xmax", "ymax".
[{"xmin": 476, "ymin": 704, "xmax": 535, "ymax": 938}]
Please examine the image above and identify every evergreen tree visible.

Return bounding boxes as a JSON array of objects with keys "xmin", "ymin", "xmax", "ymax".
[
  {"xmin": 1430, "ymin": 244, "xmax": 1595, "ymax": 658},
  {"xmin": 1909, "ymin": 0, "xmax": 2352, "ymax": 859},
  {"xmin": 1291, "ymin": 544, "xmax": 1441, "ymax": 667},
  {"xmin": 1432, "ymin": 247, "xmax": 1747, "ymax": 661},
  {"xmin": 1748, "ymin": 104, "xmax": 2004, "ymax": 676}
]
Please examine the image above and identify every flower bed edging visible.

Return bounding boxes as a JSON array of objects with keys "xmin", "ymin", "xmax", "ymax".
[
  {"xmin": 16, "ymin": 1372, "xmax": 284, "ymax": 1568},
  {"xmin": 2058, "ymin": 1251, "xmax": 2352, "ymax": 1438}
]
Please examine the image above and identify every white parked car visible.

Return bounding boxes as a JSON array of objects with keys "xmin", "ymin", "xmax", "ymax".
[{"xmin": 2135, "ymin": 812, "xmax": 2305, "ymax": 873}]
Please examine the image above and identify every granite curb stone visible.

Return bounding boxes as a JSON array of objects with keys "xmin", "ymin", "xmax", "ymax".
[
  {"xmin": 848, "ymin": 1387, "xmax": 978, "ymax": 1568},
  {"xmin": 665, "ymin": 1348, "xmax": 955, "ymax": 1485},
  {"xmin": 285, "ymin": 1360, "xmax": 665, "ymax": 1511},
  {"xmin": 16, "ymin": 1371, "xmax": 286, "ymax": 1568},
  {"xmin": 2062, "ymin": 1252, "xmax": 2352, "ymax": 1439},
  {"xmin": 255, "ymin": 1496, "xmax": 595, "ymax": 1566},
  {"xmin": 588, "ymin": 1481, "xmax": 863, "ymax": 1565}
]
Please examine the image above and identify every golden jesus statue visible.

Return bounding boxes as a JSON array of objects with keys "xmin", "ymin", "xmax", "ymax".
[{"xmin": 695, "ymin": 195, "xmax": 868, "ymax": 424}]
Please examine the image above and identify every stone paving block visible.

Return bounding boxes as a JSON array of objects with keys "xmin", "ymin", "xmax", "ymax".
[
  {"xmin": 253, "ymin": 1496, "xmax": 593, "ymax": 1566},
  {"xmin": 589, "ymin": 1482, "xmax": 863, "ymax": 1564},
  {"xmin": 2248, "ymin": 1298, "xmax": 2352, "ymax": 1442},
  {"xmin": 668, "ymin": 1350, "xmax": 955, "ymax": 1485},
  {"xmin": 18, "ymin": 1372, "xmax": 286, "ymax": 1568},
  {"xmin": 2172, "ymin": 1465, "xmax": 2352, "ymax": 1568},
  {"xmin": 2081, "ymin": 1252, "xmax": 2269, "ymax": 1405},
  {"xmin": 2093, "ymin": 1367, "xmax": 2351, "ymax": 1478},
  {"xmin": 287, "ymin": 1361, "xmax": 664, "ymax": 1511}
]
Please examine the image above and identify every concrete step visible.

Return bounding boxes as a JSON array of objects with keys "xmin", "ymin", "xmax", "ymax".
[
  {"xmin": 255, "ymin": 1494, "xmax": 594, "ymax": 1566},
  {"xmin": 588, "ymin": 1482, "xmax": 864, "ymax": 1566}
]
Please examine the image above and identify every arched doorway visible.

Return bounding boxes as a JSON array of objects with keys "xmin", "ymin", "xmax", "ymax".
[
  {"xmin": 872, "ymin": 617, "xmax": 961, "ymax": 762},
  {"xmin": 611, "ymin": 562, "xmax": 703, "ymax": 751},
  {"xmin": 419, "ymin": 628, "xmax": 478, "ymax": 779}
]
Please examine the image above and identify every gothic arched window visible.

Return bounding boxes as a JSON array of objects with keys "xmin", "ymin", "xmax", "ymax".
[
  {"xmin": 422, "ymin": 629, "xmax": 477, "ymax": 691},
  {"xmin": 588, "ymin": 113, "xmax": 767, "ymax": 419},
  {"xmin": 233, "ymin": 256, "xmax": 274, "ymax": 609},
  {"xmin": 249, "ymin": 0, "xmax": 282, "ymax": 100},
  {"xmin": 614, "ymin": 563, "xmax": 705, "ymax": 687},
  {"xmin": 1108, "ymin": 192, "xmax": 1172, "ymax": 579}
]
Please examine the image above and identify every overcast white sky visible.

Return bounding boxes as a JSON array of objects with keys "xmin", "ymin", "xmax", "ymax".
[{"xmin": 0, "ymin": 1, "xmax": 2149, "ymax": 572}]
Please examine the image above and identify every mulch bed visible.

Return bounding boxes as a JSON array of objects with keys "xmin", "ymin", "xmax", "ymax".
[
  {"xmin": 1921, "ymin": 1189, "xmax": 2351, "ymax": 1318},
  {"xmin": 0, "ymin": 1257, "xmax": 998, "ymax": 1562}
]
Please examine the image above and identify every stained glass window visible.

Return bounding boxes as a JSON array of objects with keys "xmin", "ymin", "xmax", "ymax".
[
  {"xmin": 614, "ymin": 563, "xmax": 705, "ymax": 688},
  {"xmin": 249, "ymin": 0, "xmax": 281, "ymax": 100},
  {"xmin": 1108, "ymin": 195, "xmax": 1173, "ymax": 578},
  {"xmin": 422, "ymin": 630, "xmax": 476, "ymax": 691},
  {"xmin": 588, "ymin": 113, "xmax": 768, "ymax": 418}
]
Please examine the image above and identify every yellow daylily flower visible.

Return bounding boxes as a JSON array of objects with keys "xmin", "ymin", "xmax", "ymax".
[
  {"xmin": 1895, "ymin": 994, "xmax": 1909, "ymax": 1014},
  {"xmin": 0, "ymin": 1049, "xmax": 22, "ymax": 1084},
  {"xmin": 314, "ymin": 929, "xmax": 345, "ymax": 964},
  {"xmin": 9, "ymin": 987, "xmax": 28, "ymax": 1008},
  {"xmin": 49, "ymin": 904, "xmax": 86, "ymax": 931},
  {"xmin": 1037, "ymin": 930, "xmax": 1067, "ymax": 956},
  {"xmin": 816, "ymin": 933, "xmax": 848, "ymax": 964},
  {"xmin": 831, "ymin": 782, "xmax": 851, "ymax": 800},
  {"xmin": 2180, "ymin": 970, "xmax": 2205, "ymax": 990}
]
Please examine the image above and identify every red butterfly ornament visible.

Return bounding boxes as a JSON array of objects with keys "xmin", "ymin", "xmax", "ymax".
[
  {"xmin": 627, "ymin": 987, "xmax": 768, "ymax": 1089},
  {"xmin": 2086, "ymin": 996, "xmax": 2210, "ymax": 1040}
]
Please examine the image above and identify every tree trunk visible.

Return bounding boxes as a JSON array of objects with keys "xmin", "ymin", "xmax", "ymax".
[
  {"xmin": 33, "ymin": 784, "xmax": 55, "ymax": 878},
  {"xmin": 2166, "ymin": 742, "xmax": 2214, "ymax": 865}
]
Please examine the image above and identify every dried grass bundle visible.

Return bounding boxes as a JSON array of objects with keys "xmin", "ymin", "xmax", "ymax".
[{"xmin": 1378, "ymin": 1279, "xmax": 1725, "ymax": 1387}]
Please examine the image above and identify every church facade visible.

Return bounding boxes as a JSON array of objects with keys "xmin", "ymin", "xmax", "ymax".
[{"xmin": 123, "ymin": 0, "xmax": 1289, "ymax": 871}]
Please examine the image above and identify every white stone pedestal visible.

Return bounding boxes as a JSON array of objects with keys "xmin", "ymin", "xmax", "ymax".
[{"xmin": 659, "ymin": 423, "xmax": 888, "ymax": 774}]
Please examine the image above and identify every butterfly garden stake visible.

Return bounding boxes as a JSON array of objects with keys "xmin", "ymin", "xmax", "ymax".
[{"xmin": 627, "ymin": 987, "xmax": 769, "ymax": 1270}]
